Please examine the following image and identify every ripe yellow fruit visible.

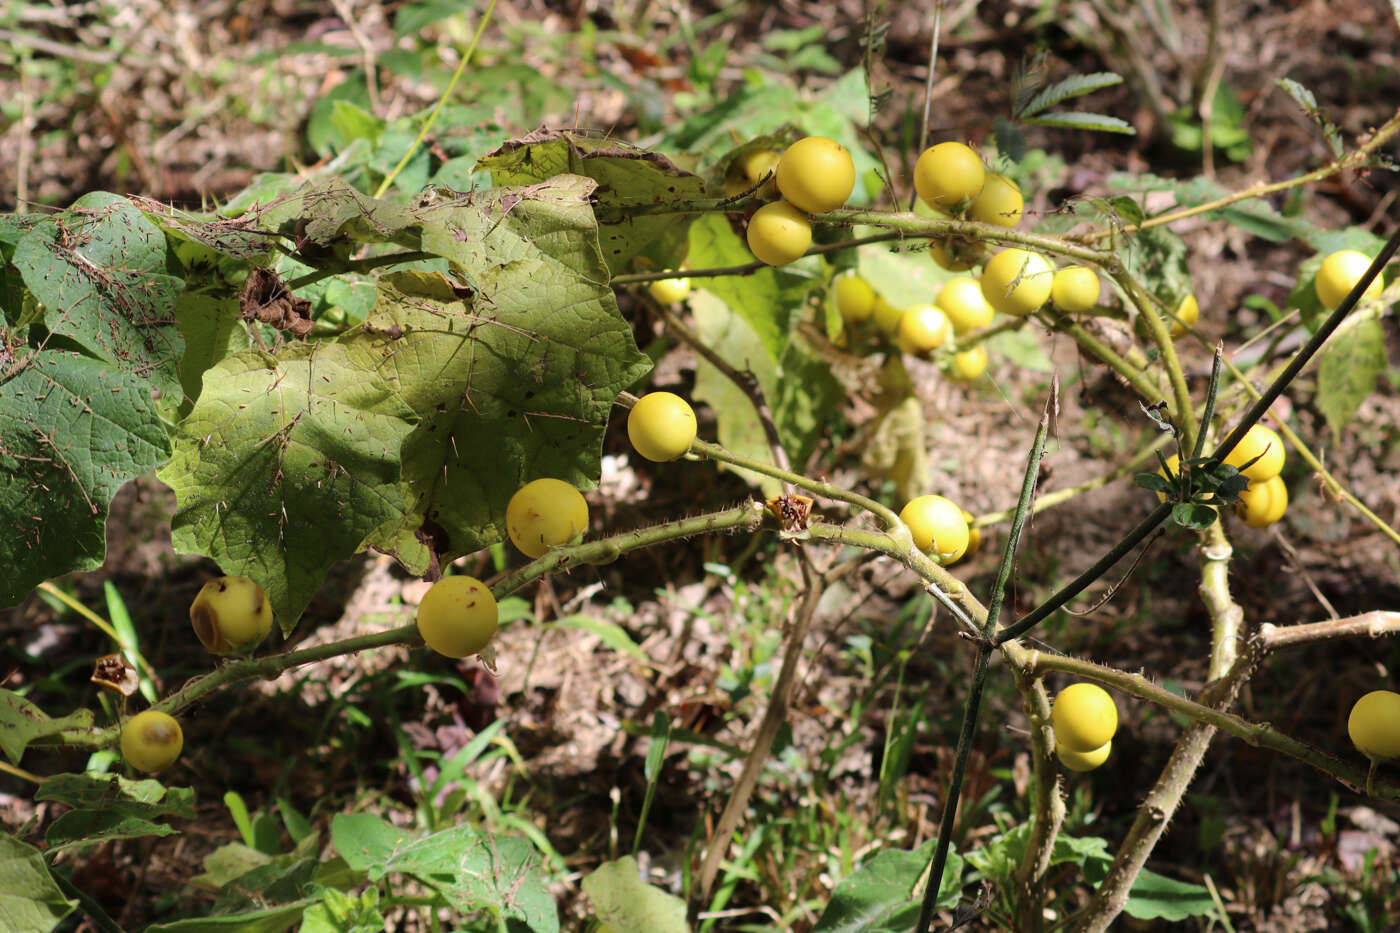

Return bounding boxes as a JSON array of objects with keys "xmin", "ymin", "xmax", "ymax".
[
  {"xmin": 896, "ymin": 304, "xmax": 951, "ymax": 356},
  {"xmin": 969, "ymin": 173, "xmax": 1023, "ymax": 228},
  {"xmin": 833, "ymin": 273, "xmax": 876, "ymax": 324},
  {"xmin": 872, "ymin": 297, "xmax": 905, "ymax": 336},
  {"xmin": 628, "ymin": 391, "xmax": 698, "ymax": 462},
  {"xmin": 1052, "ymin": 682, "xmax": 1118, "ymax": 753},
  {"xmin": 746, "ymin": 201, "xmax": 812, "ymax": 266},
  {"xmin": 899, "ymin": 495, "xmax": 970, "ymax": 565},
  {"xmin": 416, "ymin": 575, "xmax": 498, "ymax": 658},
  {"xmin": 981, "ymin": 249, "xmax": 1054, "ymax": 317},
  {"xmin": 506, "ymin": 478, "xmax": 589, "ymax": 558},
  {"xmin": 738, "ymin": 148, "xmax": 781, "ymax": 198},
  {"xmin": 928, "ymin": 237, "xmax": 977, "ymax": 272},
  {"xmin": 1315, "ymin": 249, "xmax": 1383, "ymax": 311},
  {"xmin": 936, "ymin": 278, "xmax": 995, "ymax": 333},
  {"xmin": 960, "ymin": 509, "xmax": 981, "ymax": 559},
  {"xmin": 1234, "ymin": 475, "xmax": 1288, "ymax": 528},
  {"xmin": 1056, "ymin": 739, "xmax": 1112, "ymax": 772},
  {"xmin": 1051, "ymin": 266, "xmax": 1100, "ymax": 313},
  {"xmin": 1349, "ymin": 690, "xmax": 1400, "ymax": 759},
  {"xmin": 190, "ymin": 576, "xmax": 274, "ymax": 656},
  {"xmin": 775, "ymin": 136, "xmax": 856, "ymax": 214},
  {"xmin": 950, "ymin": 345, "xmax": 988, "ymax": 382},
  {"xmin": 913, "ymin": 142, "xmax": 986, "ymax": 212},
  {"xmin": 648, "ymin": 275, "xmax": 690, "ymax": 304},
  {"xmin": 120, "ymin": 710, "xmax": 183, "ymax": 774},
  {"xmin": 1222, "ymin": 424, "xmax": 1285, "ymax": 482},
  {"xmin": 1170, "ymin": 293, "xmax": 1199, "ymax": 338}
]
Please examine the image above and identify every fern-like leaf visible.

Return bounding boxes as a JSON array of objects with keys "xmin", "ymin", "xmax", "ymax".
[
  {"xmin": 1016, "ymin": 72, "xmax": 1124, "ymax": 119},
  {"xmin": 1023, "ymin": 111, "xmax": 1136, "ymax": 135}
]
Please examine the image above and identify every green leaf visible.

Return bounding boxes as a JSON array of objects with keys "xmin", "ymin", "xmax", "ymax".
[
  {"xmin": 1016, "ymin": 72, "xmax": 1125, "ymax": 118},
  {"xmin": 331, "ymin": 815, "xmax": 558, "ymax": 932},
  {"xmin": 1171, "ymin": 502, "xmax": 1218, "ymax": 530},
  {"xmin": 0, "ymin": 690, "xmax": 94, "ymax": 764},
  {"xmin": 813, "ymin": 840, "xmax": 963, "ymax": 932},
  {"xmin": 1134, "ymin": 472, "xmax": 1173, "ymax": 494},
  {"xmin": 1275, "ymin": 78, "xmax": 1344, "ymax": 158},
  {"xmin": 159, "ymin": 342, "xmax": 416, "ymax": 631},
  {"xmin": 329, "ymin": 101, "xmax": 385, "ymax": 148},
  {"xmin": 37, "ymin": 772, "xmax": 195, "ymax": 852},
  {"xmin": 1023, "ymin": 111, "xmax": 1136, "ymax": 135},
  {"xmin": 300, "ymin": 887, "xmax": 384, "ymax": 933},
  {"xmin": 1124, "ymin": 868, "xmax": 1216, "ymax": 921},
  {"xmin": 477, "ymin": 130, "xmax": 706, "ymax": 275},
  {"xmin": 11, "ymin": 193, "xmax": 185, "ymax": 399},
  {"xmin": 581, "ymin": 856, "xmax": 687, "ymax": 933},
  {"xmin": 0, "ymin": 834, "xmax": 75, "ymax": 932},
  {"xmin": 146, "ymin": 900, "xmax": 315, "ymax": 933},
  {"xmin": 1318, "ymin": 318, "xmax": 1388, "ymax": 434},
  {"xmin": 0, "ymin": 348, "xmax": 171, "ymax": 607}
]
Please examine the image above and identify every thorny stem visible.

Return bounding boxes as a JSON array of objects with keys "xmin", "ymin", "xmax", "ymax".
[{"xmin": 917, "ymin": 400, "xmax": 1051, "ymax": 933}]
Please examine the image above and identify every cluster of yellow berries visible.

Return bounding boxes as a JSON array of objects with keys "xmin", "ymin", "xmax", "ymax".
[
  {"xmin": 1159, "ymin": 424, "xmax": 1289, "ymax": 528},
  {"xmin": 736, "ymin": 135, "xmax": 857, "ymax": 267},
  {"xmin": 832, "ymin": 271, "xmax": 992, "ymax": 380}
]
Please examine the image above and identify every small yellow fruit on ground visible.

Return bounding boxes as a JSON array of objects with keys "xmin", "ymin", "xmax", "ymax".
[
  {"xmin": 899, "ymin": 495, "xmax": 970, "ymax": 564},
  {"xmin": 628, "ymin": 391, "xmax": 698, "ymax": 462},
  {"xmin": 1222, "ymin": 424, "xmax": 1285, "ymax": 482},
  {"xmin": 872, "ymin": 297, "xmax": 905, "ymax": 336},
  {"xmin": 416, "ymin": 575, "xmax": 499, "ymax": 658},
  {"xmin": 775, "ymin": 136, "xmax": 856, "ymax": 214},
  {"xmin": 121, "ymin": 710, "xmax": 184, "ymax": 774},
  {"xmin": 1052, "ymin": 682, "xmax": 1118, "ymax": 753},
  {"xmin": 936, "ymin": 278, "xmax": 995, "ymax": 333},
  {"xmin": 928, "ymin": 237, "xmax": 977, "ymax": 272},
  {"xmin": 896, "ymin": 304, "xmax": 951, "ymax": 356},
  {"xmin": 746, "ymin": 201, "xmax": 812, "ymax": 266},
  {"xmin": 648, "ymin": 275, "xmax": 690, "ymax": 304},
  {"xmin": 1349, "ymin": 690, "xmax": 1400, "ymax": 759},
  {"xmin": 969, "ymin": 173, "xmax": 1023, "ymax": 228},
  {"xmin": 1057, "ymin": 739, "xmax": 1112, "ymax": 772},
  {"xmin": 1170, "ymin": 293, "xmax": 1199, "ymax": 338},
  {"xmin": 1315, "ymin": 249, "xmax": 1383, "ymax": 311},
  {"xmin": 506, "ymin": 478, "xmax": 589, "ymax": 558},
  {"xmin": 1051, "ymin": 266, "xmax": 1100, "ymax": 313},
  {"xmin": 981, "ymin": 249, "xmax": 1054, "ymax": 317},
  {"xmin": 913, "ymin": 142, "xmax": 986, "ymax": 212},
  {"xmin": 1234, "ymin": 475, "xmax": 1288, "ymax": 528},
  {"xmin": 833, "ymin": 273, "xmax": 876, "ymax": 324},
  {"xmin": 950, "ymin": 345, "xmax": 988, "ymax": 382},
  {"xmin": 190, "ymin": 575, "xmax": 274, "ymax": 656}
]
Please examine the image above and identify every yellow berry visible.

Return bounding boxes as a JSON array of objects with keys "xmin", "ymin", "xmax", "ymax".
[
  {"xmin": 1234, "ymin": 475, "xmax": 1288, "ymax": 528},
  {"xmin": 416, "ymin": 576, "xmax": 498, "ymax": 658},
  {"xmin": 1315, "ymin": 249, "xmax": 1383, "ymax": 311},
  {"xmin": 936, "ymin": 278, "xmax": 995, "ymax": 333},
  {"xmin": 1052, "ymin": 682, "xmax": 1118, "ymax": 753},
  {"xmin": 775, "ymin": 136, "xmax": 856, "ymax": 214},
  {"xmin": 506, "ymin": 478, "xmax": 589, "ymax": 558},
  {"xmin": 981, "ymin": 249, "xmax": 1054, "ymax": 317},
  {"xmin": 1222, "ymin": 424, "xmax": 1285, "ymax": 482},
  {"xmin": 896, "ymin": 304, "xmax": 950, "ymax": 356},
  {"xmin": 959, "ymin": 509, "xmax": 981, "ymax": 559},
  {"xmin": 1349, "ymin": 690, "xmax": 1400, "ymax": 759},
  {"xmin": 738, "ymin": 148, "xmax": 781, "ymax": 198},
  {"xmin": 628, "ymin": 391, "xmax": 698, "ymax": 462},
  {"xmin": 1170, "ymin": 293, "xmax": 1199, "ymax": 338},
  {"xmin": 928, "ymin": 237, "xmax": 977, "ymax": 272},
  {"xmin": 648, "ymin": 275, "xmax": 690, "ymax": 304},
  {"xmin": 1056, "ymin": 739, "xmax": 1112, "ymax": 772},
  {"xmin": 190, "ymin": 576, "xmax": 274, "ymax": 656},
  {"xmin": 899, "ymin": 495, "xmax": 970, "ymax": 564},
  {"xmin": 872, "ymin": 297, "xmax": 905, "ymax": 336},
  {"xmin": 969, "ymin": 173, "xmax": 1023, "ymax": 228},
  {"xmin": 950, "ymin": 345, "xmax": 988, "ymax": 381},
  {"xmin": 746, "ymin": 201, "xmax": 812, "ymax": 266},
  {"xmin": 833, "ymin": 274, "xmax": 876, "ymax": 324},
  {"xmin": 1051, "ymin": 266, "xmax": 1100, "ymax": 313},
  {"xmin": 120, "ymin": 710, "xmax": 184, "ymax": 774},
  {"xmin": 913, "ymin": 142, "xmax": 986, "ymax": 212}
]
